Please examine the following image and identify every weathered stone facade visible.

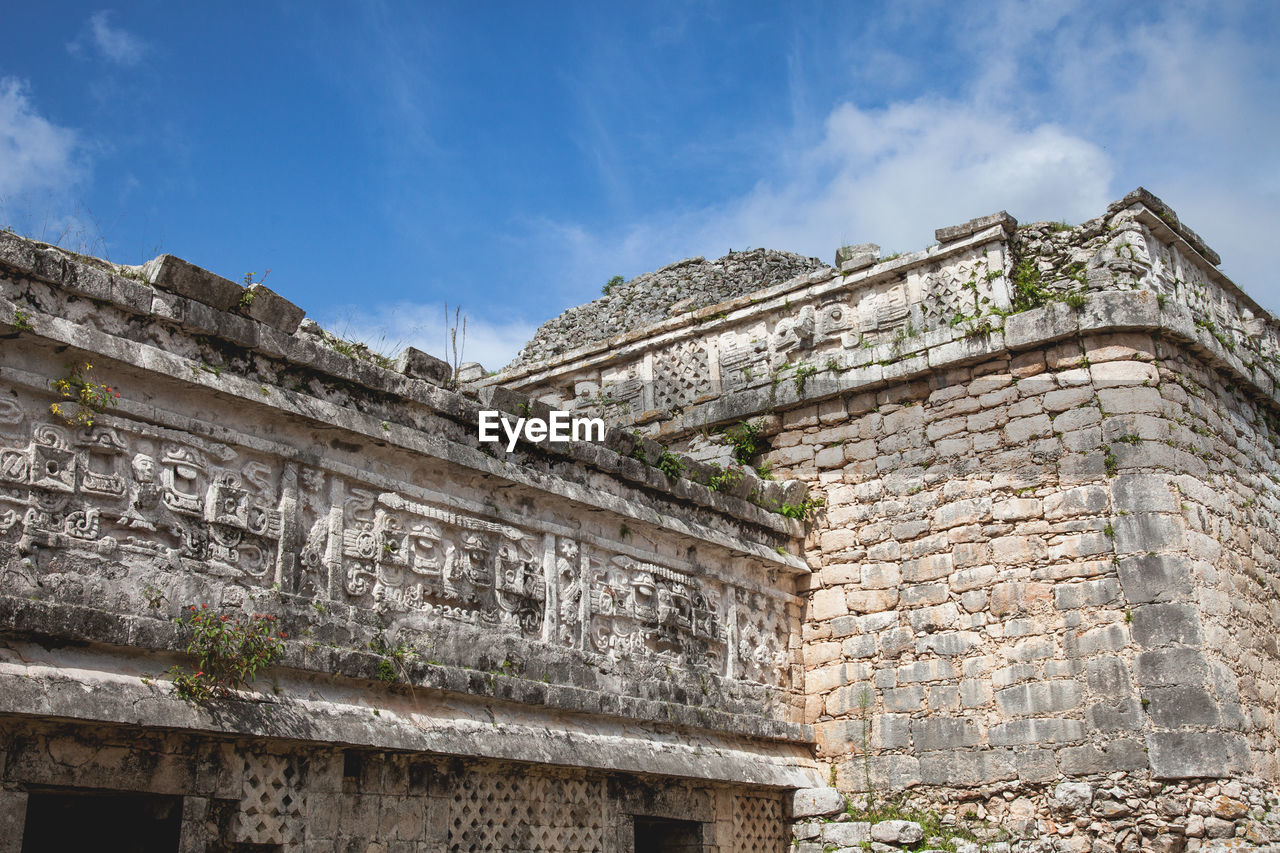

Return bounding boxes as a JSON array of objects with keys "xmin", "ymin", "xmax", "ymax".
[
  {"xmin": 0, "ymin": 232, "xmax": 816, "ymax": 851},
  {"xmin": 2, "ymin": 187, "xmax": 1279, "ymax": 851}
]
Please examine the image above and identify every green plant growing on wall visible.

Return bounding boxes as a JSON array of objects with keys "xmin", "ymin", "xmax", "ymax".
[
  {"xmin": 602, "ymin": 275, "xmax": 625, "ymax": 296},
  {"xmin": 142, "ymin": 583, "xmax": 166, "ymax": 610},
  {"xmin": 792, "ymin": 362, "xmax": 819, "ymax": 395},
  {"xmin": 721, "ymin": 419, "xmax": 765, "ymax": 464},
  {"xmin": 50, "ymin": 362, "xmax": 120, "ymax": 427},
  {"xmin": 168, "ymin": 605, "xmax": 286, "ymax": 701},
  {"xmin": 629, "ymin": 430, "xmax": 649, "ymax": 463},
  {"xmin": 369, "ymin": 635, "xmax": 421, "ymax": 686},
  {"xmin": 706, "ymin": 464, "xmax": 743, "ymax": 493},
  {"xmin": 1063, "ymin": 291, "xmax": 1089, "ymax": 310},
  {"xmin": 656, "ymin": 451, "xmax": 685, "ymax": 479},
  {"xmin": 238, "ymin": 269, "xmax": 270, "ymax": 308},
  {"xmin": 1010, "ymin": 256, "xmax": 1051, "ymax": 311},
  {"xmin": 778, "ymin": 495, "xmax": 824, "ymax": 520}
]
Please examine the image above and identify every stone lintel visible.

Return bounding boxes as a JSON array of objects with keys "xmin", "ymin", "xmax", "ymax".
[{"xmin": 142, "ymin": 253, "xmax": 245, "ymax": 312}]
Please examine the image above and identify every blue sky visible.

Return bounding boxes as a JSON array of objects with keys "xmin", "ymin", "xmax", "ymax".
[{"xmin": 2, "ymin": 2, "xmax": 1277, "ymax": 368}]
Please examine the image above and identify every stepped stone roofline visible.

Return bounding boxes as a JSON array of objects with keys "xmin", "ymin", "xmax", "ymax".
[
  {"xmin": 494, "ymin": 188, "xmax": 1280, "ymax": 444},
  {"xmin": 494, "ymin": 188, "xmax": 1264, "ymax": 391}
]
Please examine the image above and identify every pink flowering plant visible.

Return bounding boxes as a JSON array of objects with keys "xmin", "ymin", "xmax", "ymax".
[{"xmin": 168, "ymin": 604, "xmax": 287, "ymax": 701}]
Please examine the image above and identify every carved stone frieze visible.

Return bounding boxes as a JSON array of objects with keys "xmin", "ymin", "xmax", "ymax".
[
  {"xmin": 0, "ymin": 382, "xmax": 798, "ymax": 693},
  {"xmin": 0, "ymin": 414, "xmax": 283, "ymax": 580},
  {"xmin": 653, "ymin": 343, "xmax": 710, "ymax": 412}
]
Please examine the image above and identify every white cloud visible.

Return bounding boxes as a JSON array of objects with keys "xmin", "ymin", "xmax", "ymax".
[
  {"xmin": 725, "ymin": 99, "xmax": 1113, "ymax": 256},
  {"xmin": 320, "ymin": 302, "xmax": 538, "ymax": 374},
  {"xmin": 67, "ymin": 11, "xmax": 144, "ymax": 66},
  {"xmin": 0, "ymin": 78, "xmax": 83, "ymax": 202},
  {"xmin": 951, "ymin": 0, "xmax": 1280, "ymax": 307}
]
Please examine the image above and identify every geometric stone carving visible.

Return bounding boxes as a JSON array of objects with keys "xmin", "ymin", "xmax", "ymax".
[
  {"xmin": 733, "ymin": 793, "xmax": 787, "ymax": 853},
  {"xmin": 446, "ymin": 772, "xmax": 606, "ymax": 852},
  {"xmin": 233, "ymin": 753, "xmax": 306, "ymax": 846},
  {"xmin": 653, "ymin": 343, "xmax": 710, "ymax": 412}
]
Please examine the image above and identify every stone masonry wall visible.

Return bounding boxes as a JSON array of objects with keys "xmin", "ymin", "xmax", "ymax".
[{"xmin": 773, "ymin": 327, "xmax": 1278, "ymax": 792}]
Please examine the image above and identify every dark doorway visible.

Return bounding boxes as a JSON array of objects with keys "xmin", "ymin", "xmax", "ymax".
[
  {"xmin": 634, "ymin": 816, "xmax": 703, "ymax": 853},
  {"xmin": 22, "ymin": 790, "xmax": 183, "ymax": 853}
]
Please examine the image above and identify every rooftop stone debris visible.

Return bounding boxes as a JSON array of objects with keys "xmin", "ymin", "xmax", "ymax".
[{"xmin": 508, "ymin": 247, "xmax": 824, "ymax": 369}]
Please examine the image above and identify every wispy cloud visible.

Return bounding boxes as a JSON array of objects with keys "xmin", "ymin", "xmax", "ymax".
[
  {"xmin": 0, "ymin": 77, "xmax": 83, "ymax": 203},
  {"xmin": 320, "ymin": 302, "xmax": 538, "ymax": 373},
  {"xmin": 522, "ymin": 0, "xmax": 1280, "ymax": 315},
  {"xmin": 67, "ymin": 11, "xmax": 145, "ymax": 66}
]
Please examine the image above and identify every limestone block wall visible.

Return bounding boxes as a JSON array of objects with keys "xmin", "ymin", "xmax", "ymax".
[
  {"xmin": 0, "ymin": 230, "xmax": 820, "ymax": 799},
  {"xmin": 778, "ymin": 328, "xmax": 1277, "ymax": 793},
  {"xmin": 1155, "ymin": 342, "xmax": 1280, "ymax": 779}
]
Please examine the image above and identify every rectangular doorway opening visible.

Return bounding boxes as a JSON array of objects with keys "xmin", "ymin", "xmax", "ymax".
[
  {"xmin": 634, "ymin": 816, "xmax": 703, "ymax": 853},
  {"xmin": 21, "ymin": 789, "xmax": 183, "ymax": 853}
]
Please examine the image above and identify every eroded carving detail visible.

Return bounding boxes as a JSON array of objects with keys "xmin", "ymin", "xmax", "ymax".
[
  {"xmin": 0, "ymin": 413, "xmax": 283, "ymax": 580},
  {"xmin": 588, "ymin": 554, "xmax": 725, "ymax": 670}
]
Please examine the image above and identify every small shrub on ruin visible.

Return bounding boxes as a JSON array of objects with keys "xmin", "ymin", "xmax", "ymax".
[
  {"xmin": 656, "ymin": 451, "xmax": 685, "ymax": 479},
  {"xmin": 50, "ymin": 362, "xmax": 120, "ymax": 427},
  {"xmin": 168, "ymin": 605, "xmax": 286, "ymax": 701},
  {"xmin": 721, "ymin": 420, "xmax": 764, "ymax": 464}
]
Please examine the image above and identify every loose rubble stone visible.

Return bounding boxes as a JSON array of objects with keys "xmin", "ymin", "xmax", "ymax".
[
  {"xmin": 506, "ymin": 248, "xmax": 824, "ymax": 368},
  {"xmin": 870, "ymin": 820, "xmax": 926, "ymax": 844}
]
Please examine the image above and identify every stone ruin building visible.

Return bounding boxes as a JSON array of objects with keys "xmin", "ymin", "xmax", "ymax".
[{"xmin": 0, "ymin": 188, "xmax": 1277, "ymax": 852}]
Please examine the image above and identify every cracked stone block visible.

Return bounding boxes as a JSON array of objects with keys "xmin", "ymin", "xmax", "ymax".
[
  {"xmin": 1147, "ymin": 732, "xmax": 1250, "ymax": 779},
  {"xmin": 395, "ymin": 347, "xmax": 453, "ymax": 385}
]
